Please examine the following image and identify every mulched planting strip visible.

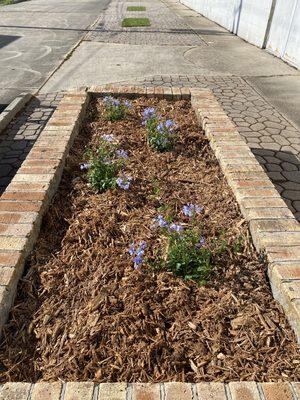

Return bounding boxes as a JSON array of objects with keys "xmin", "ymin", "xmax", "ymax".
[{"xmin": 0, "ymin": 97, "xmax": 299, "ymax": 383}]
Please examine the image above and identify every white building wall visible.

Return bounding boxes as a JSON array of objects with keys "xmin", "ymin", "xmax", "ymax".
[{"xmin": 180, "ymin": 0, "xmax": 300, "ymax": 69}]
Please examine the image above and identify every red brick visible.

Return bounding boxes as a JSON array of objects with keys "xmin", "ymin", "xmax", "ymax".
[
  {"xmin": 164, "ymin": 383, "xmax": 192, "ymax": 400},
  {"xmin": 0, "ymin": 212, "xmax": 38, "ymax": 224},
  {"xmin": 1, "ymin": 191, "xmax": 45, "ymax": 201},
  {"xmin": 19, "ymin": 166, "xmax": 57, "ymax": 174},
  {"xmin": 0, "ymin": 267, "xmax": 16, "ymax": 286},
  {"xmin": 132, "ymin": 383, "xmax": 160, "ymax": 400},
  {"xmin": 22, "ymin": 159, "xmax": 60, "ymax": 168},
  {"xmin": 0, "ymin": 382, "xmax": 31, "ymax": 400},
  {"xmin": 162, "ymin": 87, "xmax": 173, "ymax": 100},
  {"xmin": 0, "ymin": 223, "xmax": 32, "ymax": 237},
  {"xmin": 0, "ymin": 251, "xmax": 23, "ymax": 267},
  {"xmin": 260, "ymin": 383, "xmax": 294, "ymax": 400},
  {"xmin": 98, "ymin": 383, "xmax": 127, "ymax": 400},
  {"xmin": 64, "ymin": 382, "xmax": 94, "ymax": 400},
  {"xmin": 31, "ymin": 382, "xmax": 62, "ymax": 400},
  {"xmin": 270, "ymin": 263, "xmax": 300, "ymax": 280},
  {"xmin": 197, "ymin": 383, "xmax": 227, "ymax": 400},
  {"xmin": 146, "ymin": 87, "xmax": 155, "ymax": 98},
  {"xmin": 229, "ymin": 382, "xmax": 260, "ymax": 400},
  {"xmin": 154, "ymin": 87, "xmax": 164, "ymax": 99},
  {"xmin": 267, "ymin": 246, "xmax": 300, "ymax": 263},
  {"xmin": 0, "ymin": 201, "xmax": 41, "ymax": 212},
  {"xmin": 6, "ymin": 182, "xmax": 48, "ymax": 192},
  {"xmin": 180, "ymin": 87, "xmax": 191, "ymax": 99},
  {"xmin": 172, "ymin": 87, "xmax": 182, "ymax": 100}
]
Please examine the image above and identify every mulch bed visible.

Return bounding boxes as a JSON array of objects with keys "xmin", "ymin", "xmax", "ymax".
[{"xmin": 0, "ymin": 97, "xmax": 299, "ymax": 383}]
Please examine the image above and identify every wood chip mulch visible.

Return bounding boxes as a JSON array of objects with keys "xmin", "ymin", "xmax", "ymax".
[{"xmin": 0, "ymin": 97, "xmax": 299, "ymax": 383}]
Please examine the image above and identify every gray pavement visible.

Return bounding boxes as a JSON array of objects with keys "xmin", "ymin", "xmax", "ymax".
[{"xmin": 0, "ymin": 0, "xmax": 111, "ymax": 107}]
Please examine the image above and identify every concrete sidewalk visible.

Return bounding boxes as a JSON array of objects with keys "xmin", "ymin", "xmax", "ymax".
[{"xmin": 0, "ymin": 0, "xmax": 111, "ymax": 109}]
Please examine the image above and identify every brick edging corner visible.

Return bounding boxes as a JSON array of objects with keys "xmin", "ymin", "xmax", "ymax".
[
  {"xmin": 1, "ymin": 381, "xmax": 300, "ymax": 400},
  {"xmin": 0, "ymin": 93, "xmax": 32, "ymax": 135}
]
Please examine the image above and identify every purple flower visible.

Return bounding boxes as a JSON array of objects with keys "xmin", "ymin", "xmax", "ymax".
[
  {"xmin": 101, "ymin": 134, "xmax": 114, "ymax": 142},
  {"xmin": 116, "ymin": 175, "xmax": 132, "ymax": 190},
  {"xmin": 143, "ymin": 107, "xmax": 156, "ymax": 120},
  {"xmin": 128, "ymin": 243, "xmax": 135, "ymax": 256},
  {"xmin": 80, "ymin": 162, "xmax": 91, "ymax": 170},
  {"xmin": 195, "ymin": 237, "xmax": 205, "ymax": 249},
  {"xmin": 157, "ymin": 122, "xmax": 164, "ymax": 133},
  {"xmin": 182, "ymin": 203, "xmax": 203, "ymax": 217},
  {"xmin": 165, "ymin": 119, "xmax": 174, "ymax": 129},
  {"xmin": 116, "ymin": 149, "xmax": 129, "ymax": 159},
  {"xmin": 169, "ymin": 223, "xmax": 183, "ymax": 233},
  {"xmin": 155, "ymin": 215, "xmax": 168, "ymax": 228},
  {"xmin": 113, "ymin": 99, "xmax": 120, "ymax": 107},
  {"xmin": 124, "ymin": 100, "xmax": 132, "ymax": 108},
  {"xmin": 133, "ymin": 255, "xmax": 143, "ymax": 269},
  {"xmin": 129, "ymin": 241, "xmax": 147, "ymax": 270},
  {"xmin": 103, "ymin": 96, "xmax": 120, "ymax": 107}
]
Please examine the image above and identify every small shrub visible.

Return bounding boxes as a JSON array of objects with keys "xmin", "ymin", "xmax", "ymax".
[
  {"xmin": 153, "ymin": 208, "xmax": 212, "ymax": 285},
  {"xmin": 103, "ymin": 96, "xmax": 132, "ymax": 122},
  {"xmin": 142, "ymin": 107, "xmax": 177, "ymax": 152},
  {"xmin": 81, "ymin": 135, "xmax": 130, "ymax": 192}
]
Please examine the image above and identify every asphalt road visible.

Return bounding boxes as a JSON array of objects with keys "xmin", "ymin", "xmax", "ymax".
[{"xmin": 0, "ymin": 0, "xmax": 111, "ymax": 109}]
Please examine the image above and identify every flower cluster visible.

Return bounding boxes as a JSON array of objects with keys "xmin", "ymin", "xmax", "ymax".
[
  {"xmin": 183, "ymin": 203, "xmax": 204, "ymax": 217},
  {"xmin": 151, "ymin": 203, "xmax": 210, "ymax": 284},
  {"xmin": 80, "ymin": 133, "xmax": 132, "ymax": 192},
  {"xmin": 142, "ymin": 107, "xmax": 177, "ymax": 152},
  {"xmin": 103, "ymin": 96, "xmax": 132, "ymax": 122},
  {"xmin": 128, "ymin": 241, "xmax": 147, "ymax": 269},
  {"xmin": 116, "ymin": 175, "xmax": 132, "ymax": 190}
]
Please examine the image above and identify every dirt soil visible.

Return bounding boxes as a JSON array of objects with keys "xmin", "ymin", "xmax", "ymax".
[{"xmin": 0, "ymin": 97, "xmax": 299, "ymax": 383}]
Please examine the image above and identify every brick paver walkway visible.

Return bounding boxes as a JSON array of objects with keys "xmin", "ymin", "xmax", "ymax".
[
  {"xmin": 0, "ymin": 93, "xmax": 62, "ymax": 195},
  {"xmin": 88, "ymin": 0, "xmax": 205, "ymax": 45}
]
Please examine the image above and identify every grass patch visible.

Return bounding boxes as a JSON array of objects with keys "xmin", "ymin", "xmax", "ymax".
[
  {"xmin": 127, "ymin": 6, "xmax": 146, "ymax": 11},
  {"xmin": 0, "ymin": 0, "xmax": 13, "ymax": 5},
  {"xmin": 122, "ymin": 17, "xmax": 150, "ymax": 27}
]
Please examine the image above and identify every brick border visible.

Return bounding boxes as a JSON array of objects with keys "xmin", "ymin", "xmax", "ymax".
[
  {"xmin": 0, "ymin": 90, "xmax": 89, "ymax": 334},
  {"xmin": 0, "ymin": 93, "xmax": 32, "ymax": 134},
  {"xmin": 1, "ymin": 381, "xmax": 300, "ymax": 400},
  {"xmin": 0, "ymin": 85, "xmax": 299, "ymax": 399}
]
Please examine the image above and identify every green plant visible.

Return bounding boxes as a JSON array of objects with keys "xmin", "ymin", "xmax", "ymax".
[
  {"xmin": 164, "ymin": 228, "xmax": 212, "ymax": 285},
  {"xmin": 127, "ymin": 6, "xmax": 146, "ymax": 11},
  {"xmin": 103, "ymin": 96, "xmax": 132, "ymax": 122},
  {"xmin": 143, "ymin": 107, "xmax": 177, "ymax": 152},
  {"xmin": 82, "ymin": 135, "xmax": 129, "ymax": 192},
  {"xmin": 153, "ymin": 207, "xmax": 212, "ymax": 285},
  {"xmin": 122, "ymin": 18, "xmax": 151, "ymax": 27}
]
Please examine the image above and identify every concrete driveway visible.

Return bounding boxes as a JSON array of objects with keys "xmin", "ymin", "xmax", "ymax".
[{"xmin": 0, "ymin": 0, "xmax": 111, "ymax": 109}]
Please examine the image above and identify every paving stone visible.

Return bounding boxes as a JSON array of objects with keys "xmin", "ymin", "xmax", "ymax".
[
  {"xmin": 164, "ymin": 383, "xmax": 193, "ymax": 400},
  {"xmin": 0, "ymin": 383, "xmax": 31, "ymax": 400},
  {"xmin": 260, "ymin": 383, "xmax": 294, "ymax": 400},
  {"xmin": 197, "ymin": 383, "xmax": 227, "ymax": 400},
  {"xmin": 228, "ymin": 382, "xmax": 260, "ymax": 400},
  {"xmin": 31, "ymin": 382, "xmax": 62, "ymax": 400},
  {"xmin": 98, "ymin": 383, "xmax": 127, "ymax": 400},
  {"xmin": 64, "ymin": 382, "xmax": 94, "ymax": 400},
  {"xmin": 132, "ymin": 383, "xmax": 161, "ymax": 400}
]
